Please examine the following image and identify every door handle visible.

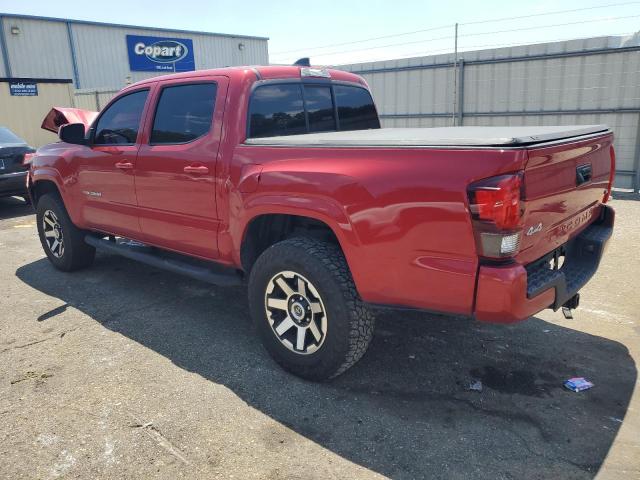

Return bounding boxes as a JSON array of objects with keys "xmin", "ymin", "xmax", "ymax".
[
  {"xmin": 183, "ymin": 165, "xmax": 209, "ymax": 174},
  {"xmin": 115, "ymin": 161, "xmax": 133, "ymax": 170}
]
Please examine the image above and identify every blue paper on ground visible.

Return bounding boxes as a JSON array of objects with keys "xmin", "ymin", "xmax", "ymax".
[{"xmin": 564, "ymin": 377, "xmax": 594, "ymax": 392}]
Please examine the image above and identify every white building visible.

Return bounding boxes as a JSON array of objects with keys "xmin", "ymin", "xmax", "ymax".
[{"xmin": 0, "ymin": 13, "xmax": 269, "ymax": 90}]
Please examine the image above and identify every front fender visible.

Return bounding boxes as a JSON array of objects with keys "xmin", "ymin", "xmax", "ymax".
[
  {"xmin": 31, "ymin": 167, "xmax": 66, "ymax": 194},
  {"xmin": 30, "ymin": 166, "xmax": 82, "ymax": 225}
]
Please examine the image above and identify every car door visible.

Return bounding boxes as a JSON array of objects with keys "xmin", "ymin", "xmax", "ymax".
[
  {"xmin": 74, "ymin": 88, "xmax": 150, "ymax": 238},
  {"xmin": 135, "ymin": 78, "xmax": 227, "ymax": 259}
]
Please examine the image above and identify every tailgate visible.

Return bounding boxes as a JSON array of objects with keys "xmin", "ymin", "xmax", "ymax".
[{"xmin": 517, "ymin": 132, "xmax": 614, "ymax": 264}]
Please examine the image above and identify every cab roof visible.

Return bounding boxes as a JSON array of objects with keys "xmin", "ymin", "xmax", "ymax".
[{"xmin": 125, "ymin": 65, "xmax": 366, "ymax": 90}]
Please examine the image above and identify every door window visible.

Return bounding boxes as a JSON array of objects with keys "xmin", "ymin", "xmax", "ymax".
[
  {"xmin": 334, "ymin": 85, "xmax": 380, "ymax": 131},
  {"xmin": 93, "ymin": 90, "xmax": 149, "ymax": 145},
  {"xmin": 150, "ymin": 83, "xmax": 217, "ymax": 144}
]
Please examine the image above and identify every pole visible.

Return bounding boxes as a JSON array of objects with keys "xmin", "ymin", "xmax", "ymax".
[
  {"xmin": 66, "ymin": 21, "xmax": 81, "ymax": 88},
  {"xmin": 452, "ymin": 23, "xmax": 458, "ymax": 126},
  {"xmin": 0, "ymin": 16, "xmax": 12, "ymax": 77},
  {"xmin": 457, "ymin": 59, "xmax": 465, "ymax": 126},
  {"xmin": 633, "ymin": 112, "xmax": 640, "ymax": 193}
]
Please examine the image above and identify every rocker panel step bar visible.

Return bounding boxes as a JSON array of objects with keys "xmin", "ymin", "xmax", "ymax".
[{"xmin": 84, "ymin": 236, "xmax": 243, "ymax": 287}]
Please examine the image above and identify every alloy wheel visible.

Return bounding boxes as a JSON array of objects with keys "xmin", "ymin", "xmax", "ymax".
[
  {"xmin": 264, "ymin": 271, "xmax": 328, "ymax": 354},
  {"xmin": 42, "ymin": 209, "xmax": 65, "ymax": 258}
]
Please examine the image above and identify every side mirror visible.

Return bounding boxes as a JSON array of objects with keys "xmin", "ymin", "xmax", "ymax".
[{"xmin": 58, "ymin": 123, "xmax": 87, "ymax": 145}]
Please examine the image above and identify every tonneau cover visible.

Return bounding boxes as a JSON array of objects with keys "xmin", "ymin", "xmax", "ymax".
[{"xmin": 245, "ymin": 125, "xmax": 610, "ymax": 147}]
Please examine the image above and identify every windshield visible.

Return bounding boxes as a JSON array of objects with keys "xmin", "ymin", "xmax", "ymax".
[{"xmin": 0, "ymin": 127, "xmax": 25, "ymax": 144}]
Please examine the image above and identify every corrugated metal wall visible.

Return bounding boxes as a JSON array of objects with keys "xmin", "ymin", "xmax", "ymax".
[
  {"xmin": 343, "ymin": 35, "xmax": 640, "ymax": 191},
  {"xmin": 69, "ymin": 22, "xmax": 267, "ymax": 89},
  {"xmin": 0, "ymin": 14, "xmax": 268, "ymax": 148},
  {"xmin": 1, "ymin": 17, "xmax": 75, "ymax": 79},
  {"xmin": 0, "ymin": 14, "xmax": 268, "ymax": 90},
  {"xmin": 0, "ymin": 80, "xmax": 74, "ymax": 147}
]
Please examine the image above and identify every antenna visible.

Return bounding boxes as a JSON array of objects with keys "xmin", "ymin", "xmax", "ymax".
[{"xmin": 293, "ymin": 57, "xmax": 311, "ymax": 66}]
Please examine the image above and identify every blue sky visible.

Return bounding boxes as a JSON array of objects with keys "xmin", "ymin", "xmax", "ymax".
[{"xmin": 1, "ymin": 0, "xmax": 638, "ymax": 64}]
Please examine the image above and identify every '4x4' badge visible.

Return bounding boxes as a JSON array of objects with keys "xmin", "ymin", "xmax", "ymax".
[{"xmin": 526, "ymin": 223, "xmax": 543, "ymax": 236}]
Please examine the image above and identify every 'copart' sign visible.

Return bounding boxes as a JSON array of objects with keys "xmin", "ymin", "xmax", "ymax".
[{"xmin": 126, "ymin": 35, "xmax": 195, "ymax": 72}]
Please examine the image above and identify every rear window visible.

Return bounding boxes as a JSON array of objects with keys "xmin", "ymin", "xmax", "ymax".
[
  {"xmin": 304, "ymin": 85, "xmax": 336, "ymax": 133},
  {"xmin": 248, "ymin": 82, "xmax": 379, "ymax": 138},
  {"xmin": 0, "ymin": 127, "xmax": 25, "ymax": 144},
  {"xmin": 151, "ymin": 83, "xmax": 217, "ymax": 144}
]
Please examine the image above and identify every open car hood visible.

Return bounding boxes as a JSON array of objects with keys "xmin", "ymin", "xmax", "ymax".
[{"xmin": 41, "ymin": 107, "xmax": 98, "ymax": 133}]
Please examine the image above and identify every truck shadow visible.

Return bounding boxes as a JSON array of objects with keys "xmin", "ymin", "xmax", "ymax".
[
  {"xmin": 16, "ymin": 254, "xmax": 636, "ymax": 479},
  {"xmin": 0, "ymin": 196, "xmax": 33, "ymax": 220}
]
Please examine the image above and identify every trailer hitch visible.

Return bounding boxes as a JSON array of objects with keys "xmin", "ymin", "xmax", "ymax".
[{"xmin": 561, "ymin": 293, "xmax": 580, "ymax": 319}]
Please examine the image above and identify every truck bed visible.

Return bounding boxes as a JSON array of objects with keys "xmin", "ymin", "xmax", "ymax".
[{"xmin": 245, "ymin": 125, "xmax": 610, "ymax": 147}]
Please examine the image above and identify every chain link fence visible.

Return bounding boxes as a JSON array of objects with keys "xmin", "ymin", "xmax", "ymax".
[{"xmin": 73, "ymin": 89, "xmax": 119, "ymax": 111}]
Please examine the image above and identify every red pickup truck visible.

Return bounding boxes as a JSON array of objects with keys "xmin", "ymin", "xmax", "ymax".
[{"xmin": 27, "ymin": 65, "xmax": 615, "ymax": 380}]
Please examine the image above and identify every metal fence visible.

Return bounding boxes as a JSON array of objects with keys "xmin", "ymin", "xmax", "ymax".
[
  {"xmin": 342, "ymin": 36, "xmax": 640, "ymax": 192},
  {"xmin": 73, "ymin": 88, "xmax": 118, "ymax": 111}
]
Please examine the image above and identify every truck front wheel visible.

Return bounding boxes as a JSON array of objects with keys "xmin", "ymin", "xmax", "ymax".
[
  {"xmin": 36, "ymin": 193, "xmax": 95, "ymax": 271},
  {"xmin": 248, "ymin": 237, "xmax": 375, "ymax": 381}
]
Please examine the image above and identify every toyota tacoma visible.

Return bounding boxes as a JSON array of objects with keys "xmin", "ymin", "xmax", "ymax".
[{"xmin": 27, "ymin": 65, "xmax": 615, "ymax": 380}]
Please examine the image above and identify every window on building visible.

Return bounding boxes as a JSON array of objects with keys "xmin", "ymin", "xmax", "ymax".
[
  {"xmin": 151, "ymin": 83, "xmax": 217, "ymax": 144},
  {"xmin": 93, "ymin": 90, "xmax": 148, "ymax": 145}
]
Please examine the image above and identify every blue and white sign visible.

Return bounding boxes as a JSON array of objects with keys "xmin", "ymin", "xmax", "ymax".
[
  {"xmin": 126, "ymin": 34, "xmax": 195, "ymax": 72},
  {"xmin": 9, "ymin": 81, "xmax": 38, "ymax": 96}
]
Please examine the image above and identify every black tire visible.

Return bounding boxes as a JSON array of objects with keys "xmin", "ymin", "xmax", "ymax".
[
  {"xmin": 36, "ymin": 193, "xmax": 95, "ymax": 271},
  {"xmin": 248, "ymin": 237, "xmax": 375, "ymax": 381}
]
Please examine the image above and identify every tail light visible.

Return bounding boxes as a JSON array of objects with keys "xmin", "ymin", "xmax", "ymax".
[
  {"xmin": 22, "ymin": 152, "xmax": 36, "ymax": 166},
  {"xmin": 603, "ymin": 145, "xmax": 615, "ymax": 203},
  {"xmin": 467, "ymin": 172, "xmax": 524, "ymax": 259}
]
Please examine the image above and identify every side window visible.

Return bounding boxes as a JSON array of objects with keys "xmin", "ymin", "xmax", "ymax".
[
  {"xmin": 151, "ymin": 83, "xmax": 217, "ymax": 144},
  {"xmin": 303, "ymin": 85, "xmax": 336, "ymax": 133},
  {"xmin": 249, "ymin": 85, "xmax": 306, "ymax": 138},
  {"xmin": 94, "ymin": 90, "xmax": 148, "ymax": 145},
  {"xmin": 334, "ymin": 85, "xmax": 380, "ymax": 131}
]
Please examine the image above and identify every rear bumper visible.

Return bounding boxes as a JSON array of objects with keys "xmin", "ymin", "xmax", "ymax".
[
  {"xmin": 0, "ymin": 170, "xmax": 28, "ymax": 197},
  {"xmin": 474, "ymin": 204, "xmax": 614, "ymax": 323}
]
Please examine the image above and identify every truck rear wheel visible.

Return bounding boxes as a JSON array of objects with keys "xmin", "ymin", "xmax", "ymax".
[
  {"xmin": 36, "ymin": 193, "xmax": 95, "ymax": 271},
  {"xmin": 248, "ymin": 237, "xmax": 375, "ymax": 381}
]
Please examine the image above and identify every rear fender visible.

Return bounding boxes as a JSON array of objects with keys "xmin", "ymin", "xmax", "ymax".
[{"xmin": 229, "ymin": 193, "xmax": 361, "ymax": 273}]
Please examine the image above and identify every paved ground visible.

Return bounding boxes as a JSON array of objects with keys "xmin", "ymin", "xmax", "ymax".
[{"xmin": 0, "ymin": 196, "xmax": 638, "ymax": 480}]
